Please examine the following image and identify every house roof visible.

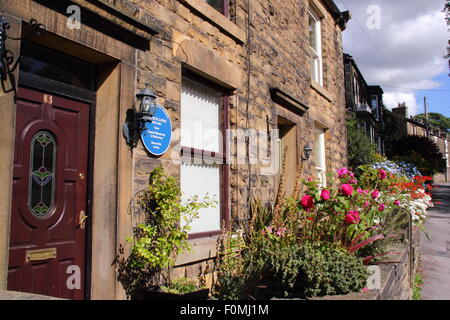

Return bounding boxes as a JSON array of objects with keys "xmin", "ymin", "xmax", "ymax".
[{"xmin": 320, "ymin": 0, "xmax": 351, "ymax": 30}]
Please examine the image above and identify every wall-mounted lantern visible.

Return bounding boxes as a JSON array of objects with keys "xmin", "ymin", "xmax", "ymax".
[
  {"xmin": 123, "ymin": 83, "xmax": 157, "ymax": 148},
  {"xmin": 302, "ymin": 144, "xmax": 313, "ymax": 161}
]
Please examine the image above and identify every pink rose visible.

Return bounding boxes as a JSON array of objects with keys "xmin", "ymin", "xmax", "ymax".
[
  {"xmin": 301, "ymin": 194, "xmax": 314, "ymax": 209},
  {"xmin": 378, "ymin": 203, "xmax": 385, "ymax": 212},
  {"xmin": 378, "ymin": 169, "xmax": 387, "ymax": 180},
  {"xmin": 371, "ymin": 190, "xmax": 380, "ymax": 199},
  {"xmin": 363, "ymin": 201, "xmax": 370, "ymax": 207},
  {"xmin": 337, "ymin": 168, "xmax": 349, "ymax": 177},
  {"xmin": 345, "ymin": 210, "xmax": 360, "ymax": 225},
  {"xmin": 349, "ymin": 178, "xmax": 358, "ymax": 184},
  {"xmin": 340, "ymin": 184, "xmax": 354, "ymax": 196},
  {"xmin": 357, "ymin": 188, "xmax": 364, "ymax": 194},
  {"xmin": 321, "ymin": 189, "xmax": 331, "ymax": 200},
  {"xmin": 394, "ymin": 200, "xmax": 401, "ymax": 206}
]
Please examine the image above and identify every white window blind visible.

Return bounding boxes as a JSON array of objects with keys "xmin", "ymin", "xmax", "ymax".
[
  {"xmin": 180, "ymin": 77, "xmax": 223, "ymax": 235},
  {"xmin": 180, "ymin": 163, "xmax": 221, "ymax": 234},
  {"xmin": 181, "ymin": 78, "xmax": 221, "ymax": 153}
]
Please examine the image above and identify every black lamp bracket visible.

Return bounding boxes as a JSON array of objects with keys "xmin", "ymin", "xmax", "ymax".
[{"xmin": 1, "ymin": 17, "xmax": 45, "ymax": 96}]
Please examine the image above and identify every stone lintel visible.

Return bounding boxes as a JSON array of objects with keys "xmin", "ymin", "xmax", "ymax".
[
  {"xmin": 270, "ymin": 87, "xmax": 309, "ymax": 117},
  {"xmin": 175, "ymin": 38, "xmax": 242, "ymax": 90}
]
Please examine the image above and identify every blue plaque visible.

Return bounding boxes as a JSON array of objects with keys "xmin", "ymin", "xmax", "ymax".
[{"xmin": 141, "ymin": 104, "xmax": 172, "ymax": 156}]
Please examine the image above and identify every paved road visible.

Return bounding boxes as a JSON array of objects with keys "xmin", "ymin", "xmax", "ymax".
[{"xmin": 420, "ymin": 182, "xmax": 450, "ymax": 300}]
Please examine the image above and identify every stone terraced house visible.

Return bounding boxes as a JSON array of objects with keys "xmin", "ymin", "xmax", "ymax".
[
  {"xmin": 344, "ymin": 53, "xmax": 385, "ymax": 155},
  {"xmin": 391, "ymin": 105, "xmax": 450, "ymax": 182},
  {"xmin": 0, "ymin": 0, "xmax": 350, "ymax": 299}
]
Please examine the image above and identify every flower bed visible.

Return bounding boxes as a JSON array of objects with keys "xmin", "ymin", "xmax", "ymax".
[{"xmin": 213, "ymin": 163, "xmax": 433, "ymax": 300}]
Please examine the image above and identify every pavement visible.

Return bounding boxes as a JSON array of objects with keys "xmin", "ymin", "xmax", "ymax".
[
  {"xmin": 0, "ymin": 290, "xmax": 63, "ymax": 300},
  {"xmin": 420, "ymin": 182, "xmax": 450, "ymax": 300}
]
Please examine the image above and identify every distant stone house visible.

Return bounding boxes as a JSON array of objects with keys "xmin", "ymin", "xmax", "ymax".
[
  {"xmin": 344, "ymin": 54, "xmax": 385, "ymax": 154},
  {"xmin": 0, "ymin": 0, "xmax": 350, "ymax": 299},
  {"xmin": 391, "ymin": 105, "xmax": 450, "ymax": 182}
]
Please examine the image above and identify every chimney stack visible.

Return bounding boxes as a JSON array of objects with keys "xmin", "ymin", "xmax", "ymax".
[{"xmin": 392, "ymin": 102, "xmax": 408, "ymax": 118}]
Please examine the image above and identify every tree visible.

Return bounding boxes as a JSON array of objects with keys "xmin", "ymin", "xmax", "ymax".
[
  {"xmin": 346, "ymin": 114, "xmax": 378, "ymax": 168},
  {"xmin": 382, "ymin": 106, "xmax": 402, "ymax": 156},
  {"xmin": 413, "ymin": 113, "xmax": 450, "ymax": 132},
  {"xmin": 388, "ymin": 135, "xmax": 446, "ymax": 177}
]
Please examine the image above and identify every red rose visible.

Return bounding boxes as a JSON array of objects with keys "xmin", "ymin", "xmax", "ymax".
[
  {"xmin": 340, "ymin": 184, "xmax": 353, "ymax": 196},
  {"xmin": 321, "ymin": 189, "xmax": 331, "ymax": 200},
  {"xmin": 371, "ymin": 190, "xmax": 380, "ymax": 199},
  {"xmin": 345, "ymin": 210, "xmax": 360, "ymax": 225},
  {"xmin": 301, "ymin": 194, "xmax": 314, "ymax": 209}
]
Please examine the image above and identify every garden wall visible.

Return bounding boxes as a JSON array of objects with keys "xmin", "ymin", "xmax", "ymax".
[{"xmin": 309, "ymin": 227, "xmax": 421, "ymax": 300}]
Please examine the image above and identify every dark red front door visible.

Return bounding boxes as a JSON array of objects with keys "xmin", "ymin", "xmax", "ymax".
[{"xmin": 8, "ymin": 87, "xmax": 89, "ymax": 300}]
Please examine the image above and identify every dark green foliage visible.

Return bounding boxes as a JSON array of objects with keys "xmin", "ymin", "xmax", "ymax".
[
  {"xmin": 413, "ymin": 113, "xmax": 450, "ymax": 132},
  {"xmin": 245, "ymin": 236, "xmax": 303, "ymax": 296},
  {"xmin": 347, "ymin": 114, "xmax": 378, "ymax": 167},
  {"xmin": 388, "ymin": 135, "xmax": 446, "ymax": 176},
  {"xmin": 214, "ymin": 239, "xmax": 369, "ymax": 299},
  {"xmin": 294, "ymin": 244, "xmax": 368, "ymax": 297},
  {"xmin": 382, "ymin": 107, "xmax": 402, "ymax": 156}
]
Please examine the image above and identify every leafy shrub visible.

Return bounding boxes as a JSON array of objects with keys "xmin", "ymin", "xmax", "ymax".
[
  {"xmin": 388, "ymin": 135, "xmax": 446, "ymax": 176},
  {"xmin": 347, "ymin": 114, "xmax": 378, "ymax": 167},
  {"xmin": 294, "ymin": 243, "xmax": 368, "ymax": 297},
  {"xmin": 245, "ymin": 234, "xmax": 303, "ymax": 297},
  {"xmin": 214, "ymin": 231, "xmax": 248, "ymax": 300},
  {"xmin": 117, "ymin": 167, "xmax": 215, "ymax": 297},
  {"xmin": 160, "ymin": 277, "xmax": 204, "ymax": 294}
]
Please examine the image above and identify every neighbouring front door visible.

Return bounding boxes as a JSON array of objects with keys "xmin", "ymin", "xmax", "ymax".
[{"xmin": 8, "ymin": 86, "xmax": 90, "ymax": 300}]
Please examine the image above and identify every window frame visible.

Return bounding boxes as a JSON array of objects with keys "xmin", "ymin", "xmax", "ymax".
[
  {"xmin": 180, "ymin": 70, "xmax": 230, "ymax": 239},
  {"xmin": 314, "ymin": 126, "xmax": 327, "ymax": 187},
  {"xmin": 309, "ymin": 9, "xmax": 323, "ymax": 86},
  {"xmin": 205, "ymin": 0, "xmax": 230, "ymax": 17}
]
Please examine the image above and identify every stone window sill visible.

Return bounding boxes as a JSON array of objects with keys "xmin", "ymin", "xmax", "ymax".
[
  {"xmin": 174, "ymin": 236, "xmax": 218, "ymax": 266},
  {"xmin": 311, "ymin": 80, "xmax": 334, "ymax": 102},
  {"xmin": 182, "ymin": 0, "xmax": 246, "ymax": 44}
]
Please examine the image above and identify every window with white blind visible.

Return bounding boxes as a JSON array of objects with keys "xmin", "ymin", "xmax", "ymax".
[
  {"xmin": 315, "ymin": 126, "xmax": 326, "ymax": 186},
  {"xmin": 180, "ymin": 76, "xmax": 227, "ymax": 236},
  {"xmin": 309, "ymin": 9, "xmax": 323, "ymax": 86}
]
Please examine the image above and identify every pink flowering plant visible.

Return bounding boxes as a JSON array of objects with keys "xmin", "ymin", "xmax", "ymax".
[{"xmin": 297, "ymin": 167, "xmax": 402, "ymax": 259}]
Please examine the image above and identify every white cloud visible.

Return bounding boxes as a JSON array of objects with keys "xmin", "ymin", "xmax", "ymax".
[
  {"xmin": 336, "ymin": 0, "xmax": 449, "ymax": 114},
  {"xmin": 383, "ymin": 92, "xmax": 419, "ymax": 116}
]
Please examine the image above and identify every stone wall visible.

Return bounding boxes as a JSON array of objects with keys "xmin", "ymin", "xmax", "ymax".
[{"xmin": 120, "ymin": 0, "xmax": 349, "ymax": 288}]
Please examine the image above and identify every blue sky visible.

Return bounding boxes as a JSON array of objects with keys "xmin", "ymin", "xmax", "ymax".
[{"xmin": 336, "ymin": 0, "xmax": 450, "ymax": 118}]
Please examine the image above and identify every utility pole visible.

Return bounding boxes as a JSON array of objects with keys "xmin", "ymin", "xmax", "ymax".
[{"xmin": 424, "ymin": 97, "xmax": 430, "ymax": 138}]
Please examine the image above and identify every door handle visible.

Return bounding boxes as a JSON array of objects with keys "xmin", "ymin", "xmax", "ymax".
[{"xmin": 78, "ymin": 210, "xmax": 88, "ymax": 230}]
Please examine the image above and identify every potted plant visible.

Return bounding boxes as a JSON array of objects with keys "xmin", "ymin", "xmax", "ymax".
[
  {"xmin": 116, "ymin": 167, "xmax": 215, "ymax": 300},
  {"xmin": 132, "ymin": 277, "xmax": 209, "ymax": 300}
]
